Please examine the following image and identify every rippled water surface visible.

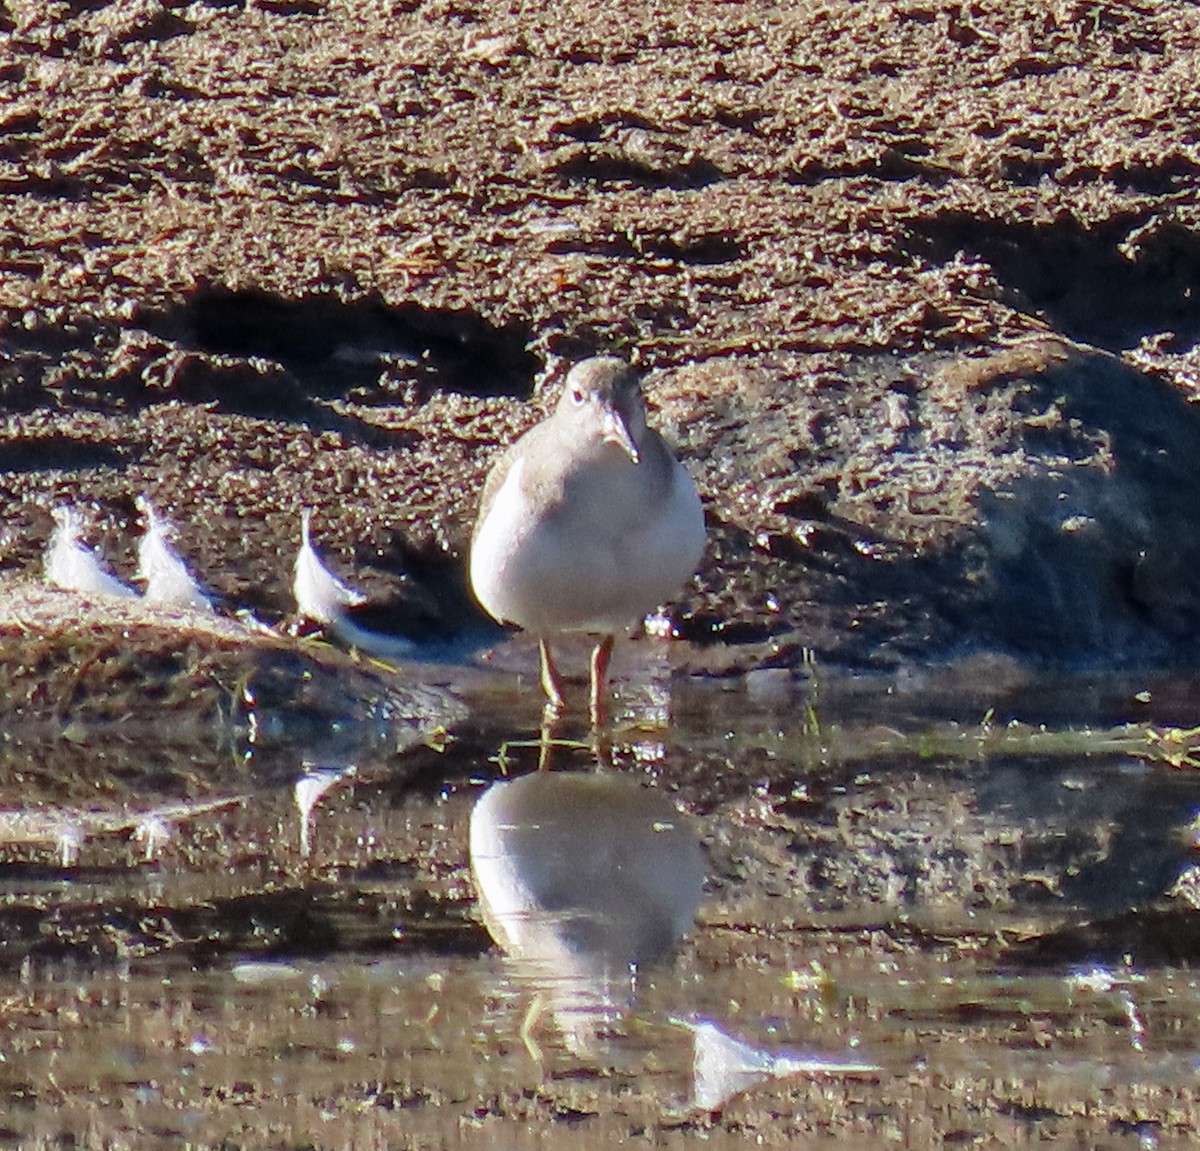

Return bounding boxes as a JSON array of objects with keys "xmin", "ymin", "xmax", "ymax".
[{"xmin": 3, "ymin": 645, "xmax": 1200, "ymax": 1148}]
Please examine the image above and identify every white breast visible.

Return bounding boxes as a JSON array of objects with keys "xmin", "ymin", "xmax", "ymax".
[{"xmin": 470, "ymin": 453, "xmax": 704, "ymax": 635}]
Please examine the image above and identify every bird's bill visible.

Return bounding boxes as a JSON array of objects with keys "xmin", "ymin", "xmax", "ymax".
[{"xmin": 601, "ymin": 407, "xmax": 641, "ymax": 463}]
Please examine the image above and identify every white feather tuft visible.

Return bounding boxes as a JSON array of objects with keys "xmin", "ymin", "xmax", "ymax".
[
  {"xmin": 44, "ymin": 505, "xmax": 137, "ymax": 599},
  {"xmin": 293, "ymin": 508, "xmax": 367, "ymax": 624},
  {"xmin": 135, "ymin": 495, "xmax": 214, "ymax": 612}
]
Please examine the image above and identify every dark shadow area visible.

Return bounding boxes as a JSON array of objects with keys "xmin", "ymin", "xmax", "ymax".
[
  {"xmin": 137, "ymin": 287, "xmax": 540, "ymax": 400},
  {"xmin": 6, "ymin": 884, "xmax": 490, "ymax": 968},
  {"xmin": 939, "ymin": 347, "xmax": 1200, "ymax": 666},
  {"xmin": 554, "ymin": 110, "xmax": 664, "ymax": 142},
  {"xmin": 0, "ymin": 437, "xmax": 126, "ymax": 473},
  {"xmin": 552, "ymin": 151, "xmax": 725, "ymax": 190},
  {"xmin": 907, "ymin": 213, "xmax": 1200, "ymax": 351},
  {"xmin": 346, "ymin": 538, "xmax": 505, "ymax": 651},
  {"xmin": 255, "ymin": 0, "xmax": 323, "ymax": 13},
  {"xmin": 977, "ymin": 757, "xmax": 1199, "ymax": 917},
  {"xmin": 676, "ymin": 509, "xmax": 966, "ymax": 672},
  {"xmin": 788, "ymin": 142, "xmax": 953, "ymax": 187},
  {"xmin": 681, "ymin": 342, "xmax": 1200, "ymax": 672},
  {"xmin": 1009, "ymin": 907, "xmax": 1200, "ymax": 967},
  {"xmin": 548, "ymin": 228, "xmax": 744, "ymax": 266},
  {"xmin": 133, "ymin": 349, "xmax": 426, "ymax": 442},
  {"xmin": 1063, "ymin": 153, "xmax": 1200, "ymax": 195}
]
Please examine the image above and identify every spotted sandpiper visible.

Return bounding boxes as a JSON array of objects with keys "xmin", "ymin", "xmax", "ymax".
[{"xmin": 469, "ymin": 357, "xmax": 705, "ymax": 722}]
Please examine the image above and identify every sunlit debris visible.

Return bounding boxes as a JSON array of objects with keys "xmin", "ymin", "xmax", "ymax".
[{"xmin": 293, "ymin": 508, "xmax": 367, "ymax": 625}]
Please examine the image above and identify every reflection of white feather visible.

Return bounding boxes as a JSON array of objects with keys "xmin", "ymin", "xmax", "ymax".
[
  {"xmin": 44, "ymin": 505, "xmax": 137, "ymax": 599},
  {"xmin": 684, "ymin": 1019, "xmax": 879, "ymax": 1112},
  {"xmin": 293, "ymin": 509, "xmax": 366, "ymax": 624},
  {"xmin": 294, "ymin": 762, "xmax": 356, "ymax": 858},
  {"xmin": 135, "ymin": 495, "xmax": 213, "ymax": 611},
  {"xmin": 0, "ymin": 793, "xmax": 245, "ymax": 868}
]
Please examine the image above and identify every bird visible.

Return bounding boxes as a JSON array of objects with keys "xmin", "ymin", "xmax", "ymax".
[
  {"xmin": 44, "ymin": 504, "xmax": 138, "ymax": 600},
  {"xmin": 469, "ymin": 356, "xmax": 705, "ymax": 723},
  {"xmin": 469, "ymin": 769, "xmax": 704, "ymax": 1055},
  {"xmin": 135, "ymin": 495, "xmax": 213, "ymax": 612}
]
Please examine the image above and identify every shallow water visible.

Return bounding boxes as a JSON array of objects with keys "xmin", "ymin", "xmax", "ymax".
[{"xmin": 3, "ymin": 642, "xmax": 1200, "ymax": 1148}]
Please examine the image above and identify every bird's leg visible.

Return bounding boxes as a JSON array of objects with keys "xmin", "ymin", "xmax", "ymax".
[
  {"xmin": 589, "ymin": 633, "xmax": 615, "ymax": 729},
  {"xmin": 538, "ymin": 636, "xmax": 566, "ymax": 716}
]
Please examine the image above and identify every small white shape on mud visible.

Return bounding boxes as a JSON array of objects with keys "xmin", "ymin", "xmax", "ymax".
[
  {"xmin": 135, "ymin": 495, "xmax": 213, "ymax": 611},
  {"xmin": 293, "ymin": 508, "xmax": 366, "ymax": 624},
  {"xmin": 44, "ymin": 505, "xmax": 137, "ymax": 599}
]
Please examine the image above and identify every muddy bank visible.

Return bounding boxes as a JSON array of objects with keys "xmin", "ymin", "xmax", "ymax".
[
  {"xmin": 9, "ymin": 8, "xmax": 1200, "ymax": 1142},
  {"xmin": 0, "ymin": 579, "xmax": 463, "ymax": 756},
  {"xmin": 4, "ymin": 0, "xmax": 1200, "ymax": 673}
]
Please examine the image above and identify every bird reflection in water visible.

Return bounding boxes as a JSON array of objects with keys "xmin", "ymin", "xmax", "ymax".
[{"xmin": 469, "ymin": 767, "xmax": 704, "ymax": 1058}]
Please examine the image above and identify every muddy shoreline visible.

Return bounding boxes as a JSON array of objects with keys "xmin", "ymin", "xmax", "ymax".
[{"xmin": 6, "ymin": 0, "xmax": 1200, "ymax": 671}]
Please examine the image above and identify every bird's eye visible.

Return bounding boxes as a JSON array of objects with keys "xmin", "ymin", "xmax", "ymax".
[{"xmin": 571, "ymin": 388, "xmax": 585, "ymax": 405}]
